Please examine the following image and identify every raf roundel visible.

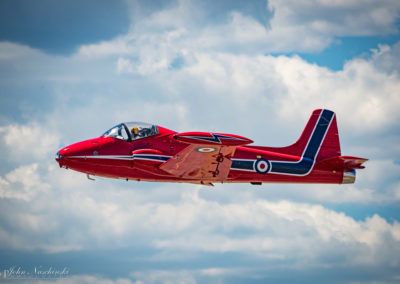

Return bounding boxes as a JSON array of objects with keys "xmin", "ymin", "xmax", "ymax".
[
  {"xmin": 255, "ymin": 158, "xmax": 271, "ymax": 174},
  {"xmin": 195, "ymin": 147, "xmax": 217, "ymax": 153}
]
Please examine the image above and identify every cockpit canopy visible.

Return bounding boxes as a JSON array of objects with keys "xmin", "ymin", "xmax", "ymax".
[{"xmin": 103, "ymin": 122, "xmax": 159, "ymax": 141}]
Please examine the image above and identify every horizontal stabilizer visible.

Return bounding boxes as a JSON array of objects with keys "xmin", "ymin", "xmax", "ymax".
[{"xmin": 320, "ymin": 156, "xmax": 368, "ymax": 169}]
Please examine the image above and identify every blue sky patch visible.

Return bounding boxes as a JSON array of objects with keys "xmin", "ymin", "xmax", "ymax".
[{"xmin": 0, "ymin": 0, "xmax": 130, "ymax": 54}]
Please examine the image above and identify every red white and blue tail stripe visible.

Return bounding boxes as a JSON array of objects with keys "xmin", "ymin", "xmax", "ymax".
[{"xmin": 231, "ymin": 109, "xmax": 337, "ymax": 176}]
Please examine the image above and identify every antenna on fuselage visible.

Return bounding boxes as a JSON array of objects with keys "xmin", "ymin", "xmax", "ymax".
[{"xmin": 86, "ymin": 174, "xmax": 95, "ymax": 181}]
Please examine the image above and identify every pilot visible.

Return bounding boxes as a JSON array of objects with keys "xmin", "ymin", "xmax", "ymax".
[
  {"xmin": 131, "ymin": 127, "xmax": 139, "ymax": 139},
  {"xmin": 137, "ymin": 127, "xmax": 145, "ymax": 138}
]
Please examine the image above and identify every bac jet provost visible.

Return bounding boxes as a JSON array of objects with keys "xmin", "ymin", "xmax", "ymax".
[{"xmin": 55, "ymin": 109, "xmax": 367, "ymax": 186}]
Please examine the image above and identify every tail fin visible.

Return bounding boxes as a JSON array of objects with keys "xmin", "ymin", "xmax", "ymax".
[
  {"xmin": 312, "ymin": 109, "xmax": 341, "ymax": 161},
  {"xmin": 247, "ymin": 109, "xmax": 341, "ymax": 160}
]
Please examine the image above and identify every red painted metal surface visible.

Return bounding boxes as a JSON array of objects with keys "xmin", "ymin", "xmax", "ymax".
[
  {"xmin": 174, "ymin": 132, "xmax": 253, "ymax": 146},
  {"xmin": 55, "ymin": 109, "xmax": 367, "ymax": 185}
]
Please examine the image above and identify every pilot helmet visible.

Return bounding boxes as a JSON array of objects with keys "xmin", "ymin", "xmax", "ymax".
[{"xmin": 131, "ymin": 127, "xmax": 138, "ymax": 135}]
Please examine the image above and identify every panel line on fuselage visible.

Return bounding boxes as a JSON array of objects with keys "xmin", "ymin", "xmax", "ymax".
[
  {"xmin": 180, "ymin": 134, "xmax": 247, "ymax": 143},
  {"xmin": 67, "ymin": 154, "xmax": 172, "ymax": 162}
]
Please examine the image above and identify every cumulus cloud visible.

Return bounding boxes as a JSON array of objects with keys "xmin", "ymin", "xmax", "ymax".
[
  {"xmin": 267, "ymin": 0, "xmax": 400, "ymax": 50},
  {"xmin": 1, "ymin": 0, "xmax": 400, "ymax": 282},
  {"xmin": 0, "ymin": 41, "xmax": 39, "ymax": 60},
  {"xmin": 77, "ymin": 0, "xmax": 400, "ymax": 59},
  {"xmin": 0, "ymin": 161, "xmax": 399, "ymax": 270},
  {"xmin": 0, "ymin": 164, "xmax": 49, "ymax": 201},
  {"xmin": 17, "ymin": 275, "xmax": 138, "ymax": 284},
  {"xmin": 150, "ymin": 196, "xmax": 400, "ymax": 267},
  {"xmin": 117, "ymin": 57, "xmax": 134, "ymax": 74},
  {"xmin": 271, "ymin": 54, "xmax": 400, "ymax": 133},
  {"xmin": 69, "ymin": 22, "xmax": 400, "ymax": 143},
  {"xmin": 2, "ymin": 3, "xmax": 400, "ymax": 141},
  {"xmin": 370, "ymin": 41, "xmax": 400, "ymax": 73},
  {"xmin": 0, "ymin": 124, "xmax": 60, "ymax": 162},
  {"xmin": 131, "ymin": 270, "xmax": 196, "ymax": 284}
]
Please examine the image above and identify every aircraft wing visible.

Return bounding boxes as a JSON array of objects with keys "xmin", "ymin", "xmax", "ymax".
[{"xmin": 159, "ymin": 144, "xmax": 236, "ymax": 182}]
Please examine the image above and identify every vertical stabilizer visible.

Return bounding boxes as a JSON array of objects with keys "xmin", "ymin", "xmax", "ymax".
[{"xmin": 247, "ymin": 109, "xmax": 340, "ymax": 160}]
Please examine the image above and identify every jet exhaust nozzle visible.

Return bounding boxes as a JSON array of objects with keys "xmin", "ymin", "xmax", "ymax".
[{"xmin": 342, "ymin": 169, "xmax": 356, "ymax": 184}]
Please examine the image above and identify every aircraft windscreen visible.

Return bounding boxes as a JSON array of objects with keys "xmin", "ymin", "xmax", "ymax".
[{"xmin": 103, "ymin": 123, "xmax": 130, "ymax": 141}]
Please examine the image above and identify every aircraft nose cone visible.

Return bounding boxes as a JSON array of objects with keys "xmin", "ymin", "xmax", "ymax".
[
  {"xmin": 55, "ymin": 138, "xmax": 105, "ymax": 169},
  {"xmin": 58, "ymin": 145, "xmax": 73, "ymax": 157},
  {"xmin": 55, "ymin": 151, "xmax": 63, "ymax": 160},
  {"xmin": 56, "ymin": 145, "xmax": 76, "ymax": 168},
  {"xmin": 55, "ymin": 150, "xmax": 66, "ymax": 168},
  {"xmin": 55, "ymin": 144, "xmax": 79, "ymax": 168}
]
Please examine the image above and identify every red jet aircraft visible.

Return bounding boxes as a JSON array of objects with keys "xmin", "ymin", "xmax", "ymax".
[{"xmin": 55, "ymin": 109, "xmax": 367, "ymax": 186}]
